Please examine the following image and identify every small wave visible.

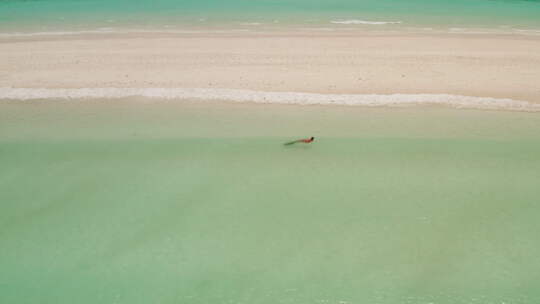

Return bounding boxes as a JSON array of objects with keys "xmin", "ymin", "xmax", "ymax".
[
  {"xmin": 511, "ymin": 29, "xmax": 540, "ymax": 35},
  {"xmin": 0, "ymin": 88, "xmax": 538, "ymax": 112},
  {"xmin": 331, "ymin": 19, "xmax": 402, "ymax": 25}
]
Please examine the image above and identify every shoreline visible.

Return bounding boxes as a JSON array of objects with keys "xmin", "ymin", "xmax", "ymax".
[
  {"xmin": 1, "ymin": 88, "xmax": 539, "ymax": 112},
  {"xmin": 3, "ymin": 27, "xmax": 540, "ymax": 40}
]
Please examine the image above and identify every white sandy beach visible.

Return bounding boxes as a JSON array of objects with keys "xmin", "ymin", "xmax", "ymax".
[{"xmin": 1, "ymin": 31, "xmax": 540, "ymax": 105}]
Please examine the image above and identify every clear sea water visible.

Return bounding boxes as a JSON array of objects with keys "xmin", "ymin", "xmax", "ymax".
[
  {"xmin": 1, "ymin": 0, "xmax": 540, "ymax": 33},
  {"xmin": 2, "ymin": 1, "xmax": 540, "ymax": 303},
  {"xmin": 1, "ymin": 101, "xmax": 540, "ymax": 303}
]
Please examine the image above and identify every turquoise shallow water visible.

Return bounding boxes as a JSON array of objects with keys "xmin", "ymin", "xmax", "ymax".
[
  {"xmin": 1, "ymin": 0, "xmax": 540, "ymax": 32},
  {"xmin": 1, "ymin": 101, "xmax": 540, "ymax": 303}
]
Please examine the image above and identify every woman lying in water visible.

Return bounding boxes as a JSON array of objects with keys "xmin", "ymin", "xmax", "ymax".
[{"xmin": 284, "ymin": 137, "xmax": 315, "ymax": 145}]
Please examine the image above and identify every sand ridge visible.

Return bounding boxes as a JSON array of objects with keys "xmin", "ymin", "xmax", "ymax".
[{"xmin": 1, "ymin": 31, "xmax": 540, "ymax": 103}]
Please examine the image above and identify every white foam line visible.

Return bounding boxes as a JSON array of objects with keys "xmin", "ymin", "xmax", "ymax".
[
  {"xmin": 0, "ymin": 88, "xmax": 538, "ymax": 112},
  {"xmin": 0, "ymin": 29, "xmax": 252, "ymax": 38}
]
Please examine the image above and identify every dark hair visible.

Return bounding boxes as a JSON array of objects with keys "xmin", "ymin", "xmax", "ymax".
[{"xmin": 311, "ymin": 137, "xmax": 314, "ymax": 140}]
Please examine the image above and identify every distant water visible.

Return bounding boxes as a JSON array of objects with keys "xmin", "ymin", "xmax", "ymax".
[
  {"xmin": 1, "ymin": 101, "xmax": 540, "ymax": 304},
  {"xmin": 1, "ymin": 0, "xmax": 540, "ymax": 34}
]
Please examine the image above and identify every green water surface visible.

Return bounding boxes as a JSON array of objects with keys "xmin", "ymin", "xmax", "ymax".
[{"xmin": 1, "ymin": 101, "xmax": 540, "ymax": 303}]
